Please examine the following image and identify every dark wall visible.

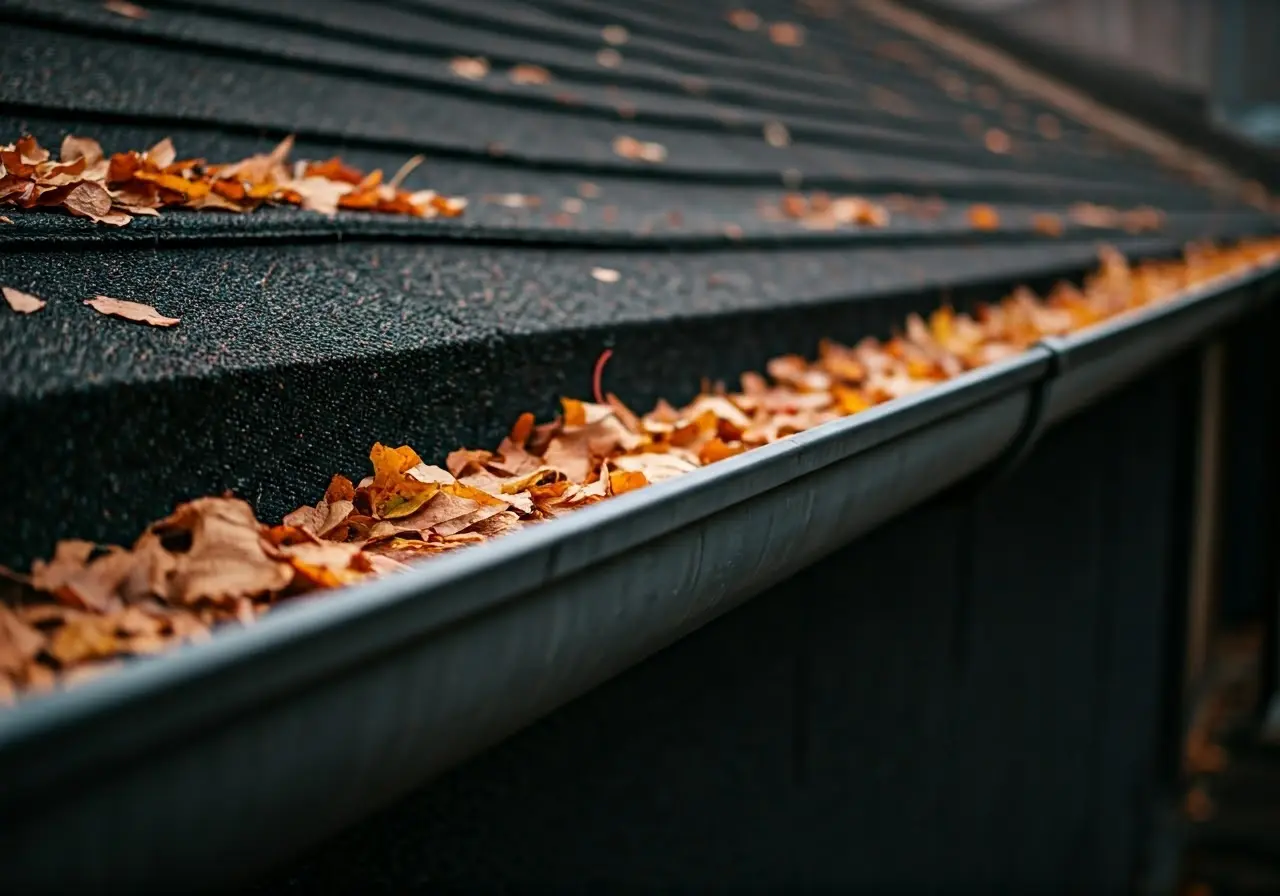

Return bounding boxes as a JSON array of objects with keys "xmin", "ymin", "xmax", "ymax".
[{"xmin": 257, "ymin": 355, "xmax": 1199, "ymax": 894}]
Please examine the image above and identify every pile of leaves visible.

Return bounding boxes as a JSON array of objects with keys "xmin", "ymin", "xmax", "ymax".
[
  {"xmin": 4, "ymin": 238, "xmax": 1280, "ymax": 702},
  {"xmin": 0, "ymin": 134, "xmax": 465, "ymax": 225}
]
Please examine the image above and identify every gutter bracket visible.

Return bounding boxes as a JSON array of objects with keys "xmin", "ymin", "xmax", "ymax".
[{"xmin": 970, "ymin": 337, "xmax": 1067, "ymax": 489}]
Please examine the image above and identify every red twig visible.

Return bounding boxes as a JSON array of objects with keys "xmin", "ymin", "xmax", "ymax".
[{"xmin": 592, "ymin": 348, "xmax": 613, "ymax": 404}]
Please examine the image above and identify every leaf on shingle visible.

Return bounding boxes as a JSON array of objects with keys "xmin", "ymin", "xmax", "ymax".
[
  {"xmin": 450, "ymin": 56, "xmax": 490, "ymax": 80},
  {"xmin": 85, "ymin": 296, "xmax": 180, "ymax": 327},
  {"xmin": 509, "ymin": 64, "xmax": 552, "ymax": 85},
  {"xmin": 104, "ymin": 0, "xmax": 148, "ymax": 19},
  {"xmin": 3, "ymin": 286, "xmax": 45, "ymax": 314}
]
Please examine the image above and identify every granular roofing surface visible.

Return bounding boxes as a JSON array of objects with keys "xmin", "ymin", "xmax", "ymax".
[{"xmin": 0, "ymin": 0, "xmax": 1275, "ymax": 565}]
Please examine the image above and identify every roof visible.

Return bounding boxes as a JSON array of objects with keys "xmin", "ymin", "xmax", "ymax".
[{"xmin": 0, "ymin": 0, "xmax": 1275, "ymax": 565}]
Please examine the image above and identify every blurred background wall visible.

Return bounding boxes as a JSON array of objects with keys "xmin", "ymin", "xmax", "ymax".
[{"xmin": 936, "ymin": 0, "xmax": 1280, "ymax": 145}]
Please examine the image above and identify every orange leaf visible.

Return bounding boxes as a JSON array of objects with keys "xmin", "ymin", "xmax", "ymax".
[{"xmin": 608, "ymin": 469, "xmax": 648, "ymax": 495}]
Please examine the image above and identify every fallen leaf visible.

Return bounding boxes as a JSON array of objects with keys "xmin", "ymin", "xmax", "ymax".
[
  {"xmin": 608, "ymin": 469, "xmax": 648, "ymax": 495},
  {"xmin": 84, "ymin": 296, "xmax": 180, "ymax": 327},
  {"xmin": 727, "ymin": 9, "xmax": 761, "ymax": 30},
  {"xmin": 601, "ymin": 24, "xmax": 629, "ymax": 45},
  {"xmin": 145, "ymin": 497, "xmax": 293, "ymax": 605},
  {"xmin": 62, "ymin": 181, "xmax": 115, "ymax": 222},
  {"xmin": 450, "ymin": 56, "xmax": 489, "ymax": 80},
  {"xmin": 509, "ymin": 64, "xmax": 552, "ymax": 85},
  {"xmin": 596, "ymin": 48, "xmax": 622, "ymax": 69},
  {"xmin": 0, "ymin": 604, "xmax": 45, "ymax": 675},
  {"xmin": 612, "ymin": 136, "xmax": 666, "ymax": 163},
  {"xmin": 968, "ymin": 204, "xmax": 1001, "ymax": 231},
  {"xmin": 984, "ymin": 129, "xmax": 1011, "ymax": 154},
  {"xmin": 1032, "ymin": 213, "xmax": 1063, "ymax": 237},
  {"xmin": 763, "ymin": 121, "xmax": 790, "ymax": 147},
  {"xmin": 591, "ymin": 267, "xmax": 621, "ymax": 283},
  {"xmin": 104, "ymin": 0, "xmax": 148, "ymax": 18},
  {"xmin": 768, "ymin": 22, "xmax": 804, "ymax": 46},
  {"xmin": 2, "ymin": 286, "xmax": 45, "ymax": 314},
  {"xmin": 60, "ymin": 135, "xmax": 104, "ymax": 166}
]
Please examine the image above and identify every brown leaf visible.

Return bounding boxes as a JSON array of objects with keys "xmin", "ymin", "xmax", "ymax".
[
  {"xmin": 612, "ymin": 453, "xmax": 698, "ymax": 483},
  {"xmin": 30, "ymin": 540, "xmax": 97, "ymax": 596},
  {"xmin": 984, "ymin": 129, "xmax": 1011, "ymax": 154},
  {"xmin": 431, "ymin": 503, "xmax": 508, "ymax": 537},
  {"xmin": 146, "ymin": 137, "xmax": 176, "ymax": 170},
  {"xmin": 48, "ymin": 616, "xmax": 121, "ymax": 667},
  {"xmin": 62, "ymin": 181, "xmax": 116, "ymax": 223},
  {"xmin": 282, "ymin": 504, "xmax": 323, "ymax": 534},
  {"xmin": 450, "ymin": 56, "xmax": 489, "ymax": 80},
  {"xmin": 277, "ymin": 541, "xmax": 367, "ymax": 589},
  {"xmin": 84, "ymin": 295, "xmax": 180, "ymax": 327},
  {"xmin": 16, "ymin": 134, "xmax": 50, "ymax": 165},
  {"xmin": 0, "ymin": 604, "xmax": 45, "ymax": 675},
  {"xmin": 3, "ymin": 285, "xmax": 45, "ymax": 314},
  {"xmin": 279, "ymin": 176, "xmax": 351, "ymax": 216},
  {"xmin": 380, "ymin": 490, "xmax": 481, "ymax": 535},
  {"xmin": 145, "ymin": 497, "xmax": 294, "ymax": 605},
  {"xmin": 768, "ymin": 22, "xmax": 804, "ymax": 46},
  {"xmin": 1032, "ymin": 213, "xmax": 1063, "ymax": 237},
  {"xmin": 612, "ymin": 136, "xmax": 666, "ymax": 163},
  {"xmin": 466, "ymin": 510, "xmax": 522, "ymax": 537},
  {"xmin": 59, "ymin": 134, "xmax": 105, "ymax": 166},
  {"xmin": 509, "ymin": 64, "xmax": 552, "ymax": 85},
  {"xmin": 104, "ymin": 0, "xmax": 148, "ymax": 19}
]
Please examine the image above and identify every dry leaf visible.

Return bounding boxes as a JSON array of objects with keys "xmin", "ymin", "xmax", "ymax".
[
  {"xmin": 145, "ymin": 498, "xmax": 293, "ymax": 605},
  {"xmin": 1032, "ymin": 213, "xmax": 1063, "ymax": 237},
  {"xmin": 2, "ymin": 286, "xmax": 45, "ymax": 314},
  {"xmin": 763, "ymin": 121, "xmax": 790, "ymax": 147},
  {"xmin": 768, "ymin": 22, "xmax": 804, "ymax": 46},
  {"xmin": 509, "ymin": 64, "xmax": 552, "ymax": 85},
  {"xmin": 984, "ymin": 129, "xmax": 1011, "ymax": 154},
  {"xmin": 601, "ymin": 24, "xmax": 629, "ymax": 45},
  {"xmin": 2, "ymin": 133, "xmax": 462, "ymax": 226},
  {"xmin": 60, "ymin": 135, "xmax": 104, "ymax": 166},
  {"xmin": 0, "ymin": 604, "xmax": 45, "ymax": 675},
  {"xmin": 85, "ymin": 296, "xmax": 180, "ymax": 327},
  {"xmin": 449, "ymin": 56, "xmax": 489, "ymax": 80},
  {"xmin": 596, "ymin": 48, "xmax": 622, "ymax": 69},
  {"xmin": 591, "ymin": 267, "xmax": 621, "ymax": 283},
  {"xmin": 613, "ymin": 136, "xmax": 666, "ymax": 163},
  {"xmin": 968, "ymin": 204, "xmax": 1000, "ymax": 231},
  {"xmin": 104, "ymin": 0, "xmax": 148, "ymax": 18},
  {"xmin": 727, "ymin": 9, "xmax": 761, "ymax": 30}
]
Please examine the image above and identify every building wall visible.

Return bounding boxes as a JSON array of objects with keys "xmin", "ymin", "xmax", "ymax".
[{"xmin": 938, "ymin": 0, "xmax": 1214, "ymax": 93}]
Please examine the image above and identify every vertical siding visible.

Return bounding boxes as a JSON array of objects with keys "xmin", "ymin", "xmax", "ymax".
[{"xmin": 951, "ymin": 0, "xmax": 1214, "ymax": 93}]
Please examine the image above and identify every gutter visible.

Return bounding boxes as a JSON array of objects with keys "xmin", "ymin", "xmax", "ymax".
[{"xmin": 0, "ymin": 258, "xmax": 1277, "ymax": 892}]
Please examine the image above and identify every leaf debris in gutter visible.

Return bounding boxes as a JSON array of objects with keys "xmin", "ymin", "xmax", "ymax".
[{"xmin": 3, "ymin": 238, "xmax": 1280, "ymax": 702}]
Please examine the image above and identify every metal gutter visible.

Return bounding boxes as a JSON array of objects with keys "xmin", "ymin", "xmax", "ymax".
[{"xmin": 0, "ymin": 259, "xmax": 1277, "ymax": 892}]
